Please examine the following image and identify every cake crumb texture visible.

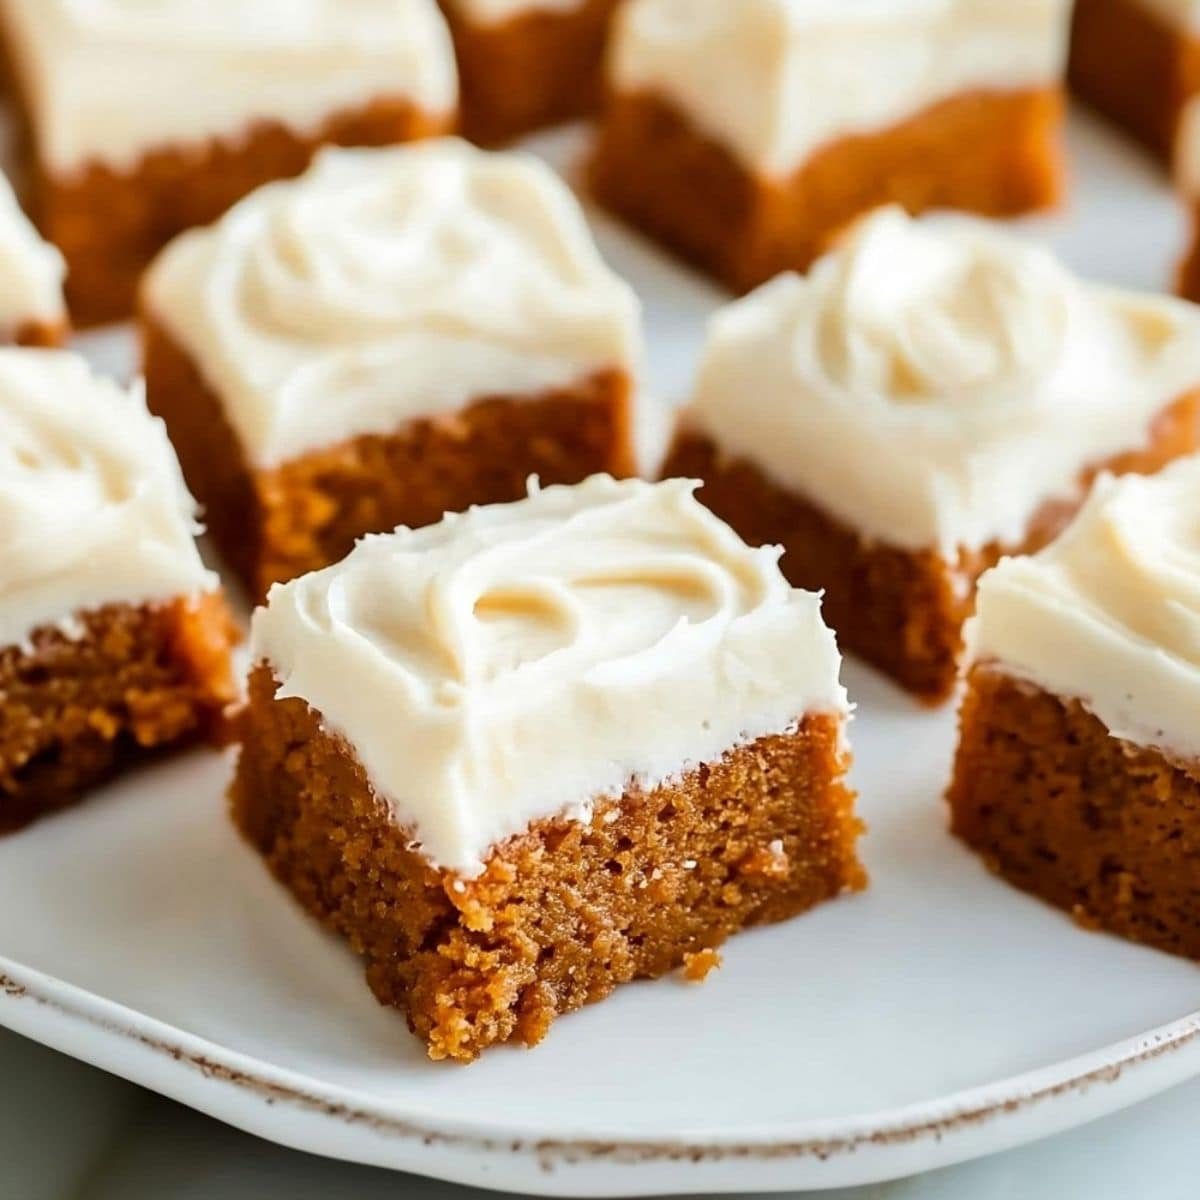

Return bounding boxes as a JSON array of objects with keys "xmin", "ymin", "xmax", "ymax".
[
  {"xmin": 0, "ymin": 596, "xmax": 238, "ymax": 833},
  {"xmin": 682, "ymin": 947, "xmax": 722, "ymax": 983},
  {"xmin": 948, "ymin": 666, "xmax": 1200, "ymax": 960},
  {"xmin": 232, "ymin": 665, "xmax": 865, "ymax": 1062}
]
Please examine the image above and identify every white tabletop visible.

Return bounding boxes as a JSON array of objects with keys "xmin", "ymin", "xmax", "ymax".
[{"xmin": 3, "ymin": 1028, "xmax": 1195, "ymax": 1199}]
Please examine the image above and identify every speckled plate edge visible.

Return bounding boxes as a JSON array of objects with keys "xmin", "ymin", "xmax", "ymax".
[{"xmin": 1, "ymin": 953, "xmax": 1198, "ymax": 1195}]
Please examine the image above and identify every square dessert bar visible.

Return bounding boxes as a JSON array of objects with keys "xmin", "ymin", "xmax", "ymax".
[
  {"xmin": 232, "ymin": 476, "xmax": 864, "ymax": 1061},
  {"xmin": 0, "ymin": 173, "xmax": 65, "ymax": 346},
  {"xmin": 589, "ymin": 0, "xmax": 1070, "ymax": 294},
  {"xmin": 663, "ymin": 207, "xmax": 1200, "ymax": 703},
  {"xmin": 0, "ymin": 0, "xmax": 458, "ymax": 326},
  {"xmin": 142, "ymin": 140, "xmax": 642, "ymax": 600},
  {"xmin": 441, "ymin": 0, "xmax": 621, "ymax": 145},
  {"xmin": 949, "ymin": 459, "xmax": 1200, "ymax": 958},
  {"xmin": 0, "ymin": 350, "xmax": 236, "ymax": 832},
  {"xmin": 1069, "ymin": 0, "xmax": 1200, "ymax": 163}
]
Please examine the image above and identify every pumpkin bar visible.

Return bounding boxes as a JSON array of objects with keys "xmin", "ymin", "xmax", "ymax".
[
  {"xmin": 663, "ymin": 207, "xmax": 1200, "ymax": 702},
  {"xmin": 0, "ymin": 349, "xmax": 236, "ymax": 833},
  {"xmin": 589, "ymin": 0, "xmax": 1071, "ymax": 293},
  {"xmin": 949, "ymin": 458, "xmax": 1200, "ymax": 959},
  {"xmin": 231, "ymin": 476, "xmax": 864, "ymax": 1061},
  {"xmin": 0, "ymin": 0, "xmax": 458, "ymax": 325},
  {"xmin": 141, "ymin": 139, "xmax": 641, "ymax": 599}
]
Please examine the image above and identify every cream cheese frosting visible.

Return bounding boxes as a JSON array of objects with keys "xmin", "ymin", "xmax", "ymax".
[
  {"xmin": 144, "ymin": 139, "xmax": 642, "ymax": 469},
  {"xmin": 0, "ymin": 0, "xmax": 458, "ymax": 174},
  {"xmin": 966, "ymin": 456, "xmax": 1200, "ymax": 763},
  {"xmin": 611, "ymin": 0, "xmax": 1071, "ymax": 176},
  {"xmin": 0, "ymin": 350, "xmax": 216, "ymax": 649},
  {"xmin": 450, "ymin": 0, "xmax": 589, "ymax": 23},
  {"xmin": 684, "ymin": 206, "xmax": 1200, "ymax": 557},
  {"xmin": 0, "ymin": 174, "xmax": 65, "ymax": 332},
  {"xmin": 251, "ymin": 475, "xmax": 847, "ymax": 875}
]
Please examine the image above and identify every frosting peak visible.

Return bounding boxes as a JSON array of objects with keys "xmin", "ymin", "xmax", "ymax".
[
  {"xmin": 687, "ymin": 207, "xmax": 1200, "ymax": 556},
  {"xmin": 145, "ymin": 140, "xmax": 641, "ymax": 468},
  {"xmin": 967, "ymin": 457, "xmax": 1200, "ymax": 761},
  {"xmin": 0, "ymin": 350, "xmax": 216, "ymax": 647},
  {"xmin": 252, "ymin": 476, "xmax": 846, "ymax": 874},
  {"xmin": 0, "ymin": 174, "xmax": 65, "ymax": 332}
]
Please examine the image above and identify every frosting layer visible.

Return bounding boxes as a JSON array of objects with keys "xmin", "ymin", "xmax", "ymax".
[
  {"xmin": 1137, "ymin": 0, "xmax": 1200, "ymax": 30},
  {"xmin": 0, "ymin": 0, "xmax": 458, "ymax": 173},
  {"xmin": 686, "ymin": 206, "xmax": 1200, "ymax": 556},
  {"xmin": 0, "ymin": 349, "xmax": 216, "ymax": 648},
  {"xmin": 0, "ymin": 174, "xmax": 64, "ymax": 332},
  {"xmin": 967, "ymin": 456, "xmax": 1200, "ymax": 762},
  {"xmin": 145, "ymin": 139, "xmax": 641, "ymax": 469},
  {"xmin": 252, "ymin": 475, "xmax": 847, "ymax": 875},
  {"xmin": 611, "ymin": 0, "xmax": 1071, "ymax": 175}
]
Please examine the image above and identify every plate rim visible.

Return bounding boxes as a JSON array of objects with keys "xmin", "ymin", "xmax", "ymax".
[{"xmin": 3, "ymin": 950, "xmax": 1200, "ymax": 1183}]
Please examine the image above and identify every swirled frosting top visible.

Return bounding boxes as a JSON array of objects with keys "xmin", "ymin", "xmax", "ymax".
[
  {"xmin": 967, "ymin": 456, "xmax": 1200, "ymax": 761},
  {"xmin": 0, "ymin": 0, "xmax": 458, "ymax": 173},
  {"xmin": 251, "ymin": 475, "xmax": 847, "ymax": 875},
  {"xmin": 685, "ymin": 206, "xmax": 1200, "ymax": 556},
  {"xmin": 0, "ymin": 174, "xmax": 65, "ymax": 332},
  {"xmin": 449, "ymin": 0, "xmax": 590, "ymax": 24},
  {"xmin": 0, "ymin": 350, "xmax": 216, "ymax": 648},
  {"xmin": 611, "ymin": 0, "xmax": 1071, "ymax": 175},
  {"xmin": 144, "ymin": 140, "xmax": 642, "ymax": 469}
]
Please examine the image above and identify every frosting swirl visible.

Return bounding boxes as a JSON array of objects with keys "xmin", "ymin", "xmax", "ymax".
[
  {"xmin": 146, "ymin": 141, "xmax": 641, "ymax": 468},
  {"xmin": 968, "ymin": 457, "xmax": 1200, "ymax": 761},
  {"xmin": 252, "ymin": 476, "xmax": 846, "ymax": 874},
  {"xmin": 688, "ymin": 207, "xmax": 1200, "ymax": 554},
  {"xmin": 0, "ymin": 350, "xmax": 215, "ymax": 647},
  {"xmin": 2, "ymin": 0, "xmax": 458, "ymax": 172}
]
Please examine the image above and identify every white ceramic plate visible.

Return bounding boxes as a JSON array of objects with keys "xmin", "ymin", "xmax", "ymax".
[{"xmin": 3, "ymin": 111, "xmax": 1200, "ymax": 1198}]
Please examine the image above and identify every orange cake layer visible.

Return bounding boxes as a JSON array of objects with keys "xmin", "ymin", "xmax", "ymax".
[
  {"xmin": 1069, "ymin": 0, "xmax": 1200, "ymax": 162},
  {"xmin": 231, "ymin": 662, "xmax": 865, "ymax": 1063},
  {"xmin": 142, "ymin": 317, "xmax": 635, "ymax": 599},
  {"xmin": 17, "ymin": 99, "xmax": 452, "ymax": 328},
  {"xmin": 444, "ymin": 0, "xmax": 619, "ymax": 145},
  {"xmin": 0, "ymin": 595, "xmax": 238, "ymax": 833},
  {"xmin": 948, "ymin": 665, "xmax": 1200, "ymax": 959},
  {"xmin": 663, "ymin": 392, "xmax": 1200, "ymax": 702},
  {"xmin": 588, "ymin": 87, "xmax": 1065, "ymax": 294}
]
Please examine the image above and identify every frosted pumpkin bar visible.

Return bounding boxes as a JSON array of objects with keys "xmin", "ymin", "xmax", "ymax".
[
  {"xmin": 949, "ymin": 457, "xmax": 1200, "ymax": 959},
  {"xmin": 231, "ymin": 476, "xmax": 864, "ymax": 1061},
  {"xmin": 589, "ymin": 0, "xmax": 1070, "ymax": 293},
  {"xmin": 0, "ymin": 0, "xmax": 458, "ymax": 324},
  {"xmin": 0, "ymin": 350, "xmax": 236, "ymax": 833},
  {"xmin": 664, "ymin": 207, "xmax": 1200, "ymax": 702},
  {"xmin": 141, "ymin": 140, "xmax": 641, "ymax": 598}
]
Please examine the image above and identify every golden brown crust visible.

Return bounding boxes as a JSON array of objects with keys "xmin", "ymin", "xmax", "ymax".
[
  {"xmin": 948, "ymin": 664, "xmax": 1200, "ymax": 959},
  {"xmin": 231, "ymin": 662, "xmax": 865, "ymax": 1062},
  {"xmin": 588, "ymin": 87, "xmax": 1066, "ymax": 294},
  {"xmin": 442, "ymin": 0, "xmax": 619, "ymax": 145},
  {"xmin": 0, "ymin": 593, "xmax": 238, "ymax": 833},
  {"xmin": 12, "ymin": 98, "xmax": 453, "ymax": 328},
  {"xmin": 663, "ymin": 392, "xmax": 1200, "ymax": 702},
  {"xmin": 1069, "ymin": 0, "xmax": 1200, "ymax": 162},
  {"xmin": 142, "ymin": 315, "xmax": 636, "ymax": 599}
]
